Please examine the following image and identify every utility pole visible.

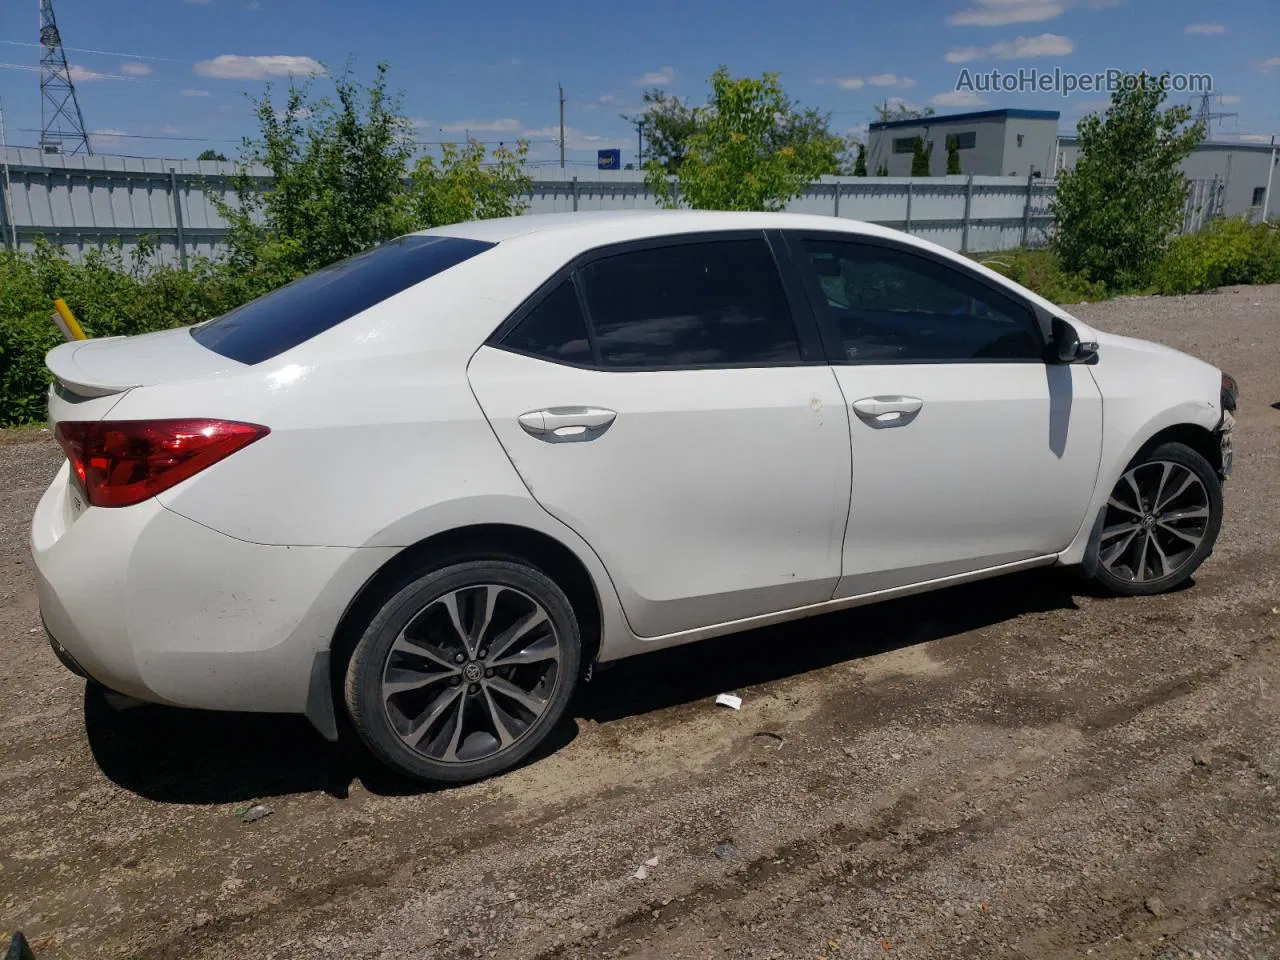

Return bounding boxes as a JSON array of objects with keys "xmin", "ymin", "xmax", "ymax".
[
  {"xmin": 1263, "ymin": 134, "xmax": 1277, "ymax": 224},
  {"xmin": 558, "ymin": 84, "xmax": 565, "ymax": 169},
  {"xmin": 633, "ymin": 118, "xmax": 644, "ymax": 167},
  {"xmin": 0, "ymin": 96, "xmax": 18, "ymax": 249}
]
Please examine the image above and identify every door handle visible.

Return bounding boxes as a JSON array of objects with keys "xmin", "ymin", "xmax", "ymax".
[
  {"xmin": 851, "ymin": 395, "xmax": 923, "ymax": 426},
  {"xmin": 518, "ymin": 406, "xmax": 617, "ymax": 442}
]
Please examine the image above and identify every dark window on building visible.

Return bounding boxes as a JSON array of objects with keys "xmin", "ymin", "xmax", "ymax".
[
  {"xmin": 947, "ymin": 131, "xmax": 977, "ymax": 150},
  {"xmin": 1253, "ymin": 186, "xmax": 1267, "ymax": 207},
  {"xmin": 577, "ymin": 239, "xmax": 802, "ymax": 368},
  {"xmin": 192, "ymin": 235, "xmax": 493, "ymax": 365},
  {"xmin": 1016, "ymin": 133, "xmax": 1025, "ymax": 148},
  {"xmin": 798, "ymin": 238, "xmax": 1043, "ymax": 364},
  {"xmin": 892, "ymin": 137, "xmax": 918, "ymax": 154},
  {"xmin": 501, "ymin": 280, "xmax": 593, "ymax": 365}
]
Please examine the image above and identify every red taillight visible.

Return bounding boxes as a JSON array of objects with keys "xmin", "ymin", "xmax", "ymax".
[{"xmin": 54, "ymin": 419, "xmax": 270, "ymax": 508}]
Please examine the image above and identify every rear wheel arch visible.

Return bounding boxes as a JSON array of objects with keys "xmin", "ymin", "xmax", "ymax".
[{"xmin": 329, "ymin": 523, "xmax": 603, "ymax": 687}]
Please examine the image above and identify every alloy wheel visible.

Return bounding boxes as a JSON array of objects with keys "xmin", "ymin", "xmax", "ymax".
[
  {"xmin": 1099, "ymin": 460, "xmax": 1211, "ymax": 583},
  {"xmin": 380, "ymin": 584, "xmax": 563, "ymax": 764}
]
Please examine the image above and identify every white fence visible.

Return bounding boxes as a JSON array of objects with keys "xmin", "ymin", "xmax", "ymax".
[{"xmin": 1, "ymin": 146, "xmax": 1059, "ymax": 266}]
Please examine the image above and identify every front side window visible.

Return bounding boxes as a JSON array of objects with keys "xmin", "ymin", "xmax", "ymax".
[
  {"xmin": 193, "ymin": 235, "xmax": 493, "ymax": 365},
  {"xmin": 576, "ymin": 239, "xmax": 801, "ymax": 368},
  {"xmin": 799, "ymin": 238, "xmax": 1043, "ymax": 364}
]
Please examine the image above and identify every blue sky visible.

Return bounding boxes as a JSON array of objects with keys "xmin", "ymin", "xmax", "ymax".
[{"xmin": 0, "ymin": 0, "xmax": 1276, "ymax": 164}]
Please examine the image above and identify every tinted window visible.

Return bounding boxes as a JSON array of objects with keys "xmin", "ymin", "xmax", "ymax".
[
  {"xmin": 578, "ymin": 239, "xmax": 801, "ymax": 368},
  {"xmin": 192, "ymin": 235, "xmax": 493, "ymax": 364},
  {"xmin": 501, "ymin": 280, "xmax": 592, "ymax": 365},
  {"xmin": 800, "ymin": 238, "xmax": 1042, "ymax": 364}
]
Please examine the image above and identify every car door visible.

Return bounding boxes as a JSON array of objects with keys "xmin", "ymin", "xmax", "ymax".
[
  {"xmin": 782, "ymin": 231, "xmax": 1103, "ymax": 598},
  {"xmin": 467, "ymin": 232, "xmax": 852, "ymax": 638}
]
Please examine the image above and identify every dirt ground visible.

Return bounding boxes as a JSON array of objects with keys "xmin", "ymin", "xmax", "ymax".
[{"xmin": 2, "ymin": 286, "xmax": 1279, "ymax": 960}]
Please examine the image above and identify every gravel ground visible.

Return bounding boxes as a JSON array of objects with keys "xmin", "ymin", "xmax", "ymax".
[{"xmin": 2, "ymin": 286, "xmax": 1279, "ymax": 960}]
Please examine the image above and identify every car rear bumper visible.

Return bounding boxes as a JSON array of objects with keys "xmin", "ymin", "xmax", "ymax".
[{"xmin": 31, "ymin": 461, "xmax": 396, "ymax": 715}]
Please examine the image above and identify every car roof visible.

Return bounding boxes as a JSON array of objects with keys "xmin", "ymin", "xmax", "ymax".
[{"xmin": 417, "ymin": 209, "xmax": 898, "ymax": 245}]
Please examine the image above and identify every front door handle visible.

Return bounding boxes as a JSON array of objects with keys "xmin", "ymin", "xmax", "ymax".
[
  {"xmin": 851, "ymin": 395, "xmax": 923, "ymax": 426},
  {"xmin": 518, "ymin": 406, "xmax": 617, "ymax": 442}
]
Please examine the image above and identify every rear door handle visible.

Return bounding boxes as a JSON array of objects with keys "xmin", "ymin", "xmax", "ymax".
[
  {"xmin": 851, "ymin": 395, "xmax": 923, "ymax": 426},
  {"xmin": 518, "ymin": 406, "xmax": 617, "ymax": 442}
]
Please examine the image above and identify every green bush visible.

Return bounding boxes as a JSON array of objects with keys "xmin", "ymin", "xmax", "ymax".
[
  {"xmin": 1152, "ymin": 218, "xmax": 1280, "ymax": 295},
  {"xmin": 968, "ymin": 248, "xmax": 1110, "ymax": 305},
  {"xmin": 0, "ymin": 240, "xmax": 281, "ymax": 426}
]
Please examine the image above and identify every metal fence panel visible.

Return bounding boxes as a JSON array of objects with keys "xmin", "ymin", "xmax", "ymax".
[{"xmin": 1, "ymin": 147, "xmax": 1069, "ymax": 264}]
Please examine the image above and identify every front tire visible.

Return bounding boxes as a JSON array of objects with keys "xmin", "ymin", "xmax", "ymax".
[
  {"xmin": 344, "ymin": 559, "xmax": 581, "ymax": 784},
  {"xmin": 1087, "ymin": 441, "xmax": 1223, "ymax": 597}
]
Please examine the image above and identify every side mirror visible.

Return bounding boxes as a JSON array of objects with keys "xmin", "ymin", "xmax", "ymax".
[{"xmin": 1049, "ymin": 316, "xmax": 1098, "ymax": 364}]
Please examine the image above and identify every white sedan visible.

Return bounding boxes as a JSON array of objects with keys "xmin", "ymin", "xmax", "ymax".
[{"xmin": 31, "ymin": 211, "xmax": 1236, "ymax": 783}]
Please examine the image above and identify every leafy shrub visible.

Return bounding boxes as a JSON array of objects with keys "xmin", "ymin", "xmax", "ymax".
[
  {"xmin": 968, "ymin": 248, "xmax": 1109, "ymax": 305},
  {"xmin": 0, "ymin": 240, "xmax": 280, "ymax": 426},
  {"xmin": 1152, "ymin": 218, "xmax": 1280, "ymax": 295}
]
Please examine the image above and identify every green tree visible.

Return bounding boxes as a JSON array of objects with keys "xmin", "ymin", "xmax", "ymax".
[
  {"xmin": 645, "ymin": 67, "xmax": 841, "ymax": 210},
  {"xmin": 406, "ymin": 138, "xmax": 532, "ymax": 227},
  {"xmin": 874, "ymin": 102, "xmax": 935, "ymax": 123},
  {"xmin": 628, "ymin": 84, "xmax": 841, "ymax": 181},
  {"xmin": 875, "ymin": 161, "xmax": 889, "ymax": 176},
  {"xmin": 215, "ymin": 62, "xmax": 413, "ymax": 280},
  {"xmin": 853, "ymin": 142, "xmax": 868, "ymax": 177},
  {"xmin": 945, "ymin": 137, "xmax": 961, "ymax": 175},
  {"xmin": 910, "ymin": 137, "xmax": 931, "ymax": 176},
  {"xmin": 1052, "ymin": 71, "xmax": 1204, "ymax": 289},
  {"xmin": 623, "ymin": 90, "xmax": 700, "ymax": 174},
  {"xmin": 197, "ymin": 149, "xmax": 229, "ymax": 162}
]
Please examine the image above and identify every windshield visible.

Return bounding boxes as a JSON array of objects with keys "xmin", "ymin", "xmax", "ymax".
[{"xmin": 192, "ymin": 235, "xmax": 494, "ymax": 364}]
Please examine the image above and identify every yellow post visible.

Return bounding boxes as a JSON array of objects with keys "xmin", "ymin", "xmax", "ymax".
[{"xmin": 51, "ymin": 298, "xmax": 87, "ymax": 341}]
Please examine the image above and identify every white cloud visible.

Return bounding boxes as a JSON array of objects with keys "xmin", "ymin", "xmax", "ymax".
[
  {"xmin": 1184, "ymin": 23, "xmax": 1223, "ymax": 34},
  {"xmin": 184, "ymin": 0, "xmax": 212, "ymax": 5},
  {"xmin": 825, "ymin": 74, "xmax": 913, "ymax": 89},
  {"xmin": 1218, "ymin": 94, "xmax": 1241, "ymax": 105},
  {"xmin": 948, "ymin": 0, "xmax": 1064, "ymax": 27},
  {"xmin": 181, "ymin": 88, "xmax": 212, "ymax": 97},
  {"xmin": 1237, "ymin": 134, "xmax": 1272, "ymax": 142},
  {"xmin": 161, "ymin": 125, "xmax": 183, "ymax": 135},
  {"xmin": 636, "ymin": 65, "xmax": 675, "ymax": 86},
  {"xmin": 68, "ymin": 64, "xmax": 105, "ymax": 82},
  {"xmin": 91, "ymin": 128, "xmax": 128, "ymax": 146},
  {"xmin": 120, "ymin": 62, "xmax": 153, "ymax": 77},
  {"xmin": 194, "ymin": 54, "xmax": 326, "ymax": 80},
  {"xmin": 246, "ymin": 0, "xmax": 262, "ymax": 8},
  {"xmin": 945, "ymin": 32, "xmax": 1073, "ymax": 62},
  {"xmin": 523, "ymin": 124, "xmax": 621, "ymax": 150},
  {"xmin": 869, "ymin": 73, "xmax": 917, "ymax": 88},
  {"xmin": 931, "ymin": 90, "xmax": 989, "ymax": 108},
  {"xmin": 407, "ymin": 117, "xmax": 432, "ymax": 129},
  {"xmin": 1263, "ymin": 56, "xmax": 1280, "ymax": 72},
  {"xmin": 440, "ymin": 118, "xmax": 521, "ymax": 133}
]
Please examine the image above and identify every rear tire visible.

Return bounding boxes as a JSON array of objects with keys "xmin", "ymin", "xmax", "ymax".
[
  {"xmin": 1086, "ymin": 441, "xmax": 1223, "ymax": 597},
  {"xmin": 344, "ymin": 558, "xmax": 580, "ymax": 784}
]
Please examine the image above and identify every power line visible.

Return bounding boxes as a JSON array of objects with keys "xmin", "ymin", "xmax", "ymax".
[{"xmin": 0, "ymin": 38, "xmax": 184, "ymax": 61}]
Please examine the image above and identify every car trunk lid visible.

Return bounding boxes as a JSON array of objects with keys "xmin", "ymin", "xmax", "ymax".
[{"xmin": 45, "ymin": 325, "xmax": 243, "ymax": 423}]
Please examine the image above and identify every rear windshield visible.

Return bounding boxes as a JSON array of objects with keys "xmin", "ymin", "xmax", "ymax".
[{"xmin": 192, "ymin": 235, "xmax": 494, "ymax": 364}]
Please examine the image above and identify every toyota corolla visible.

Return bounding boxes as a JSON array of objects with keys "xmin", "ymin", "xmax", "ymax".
[{"xmin": 31, "ymin": 210, "xmax": 1236, "ymax": 783}]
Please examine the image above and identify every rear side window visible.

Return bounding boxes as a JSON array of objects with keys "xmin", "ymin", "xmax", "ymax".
[
  {"xmin": 500, "ymin": 280, "xmax": 592, "ymax": 365},
  {"xmin": 578, "ymin": 239, "xmax": 801, "ymax": 368},
  {"xmin": 192, "ymin": 235, "xmax": 493, "ymax": 364}
]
